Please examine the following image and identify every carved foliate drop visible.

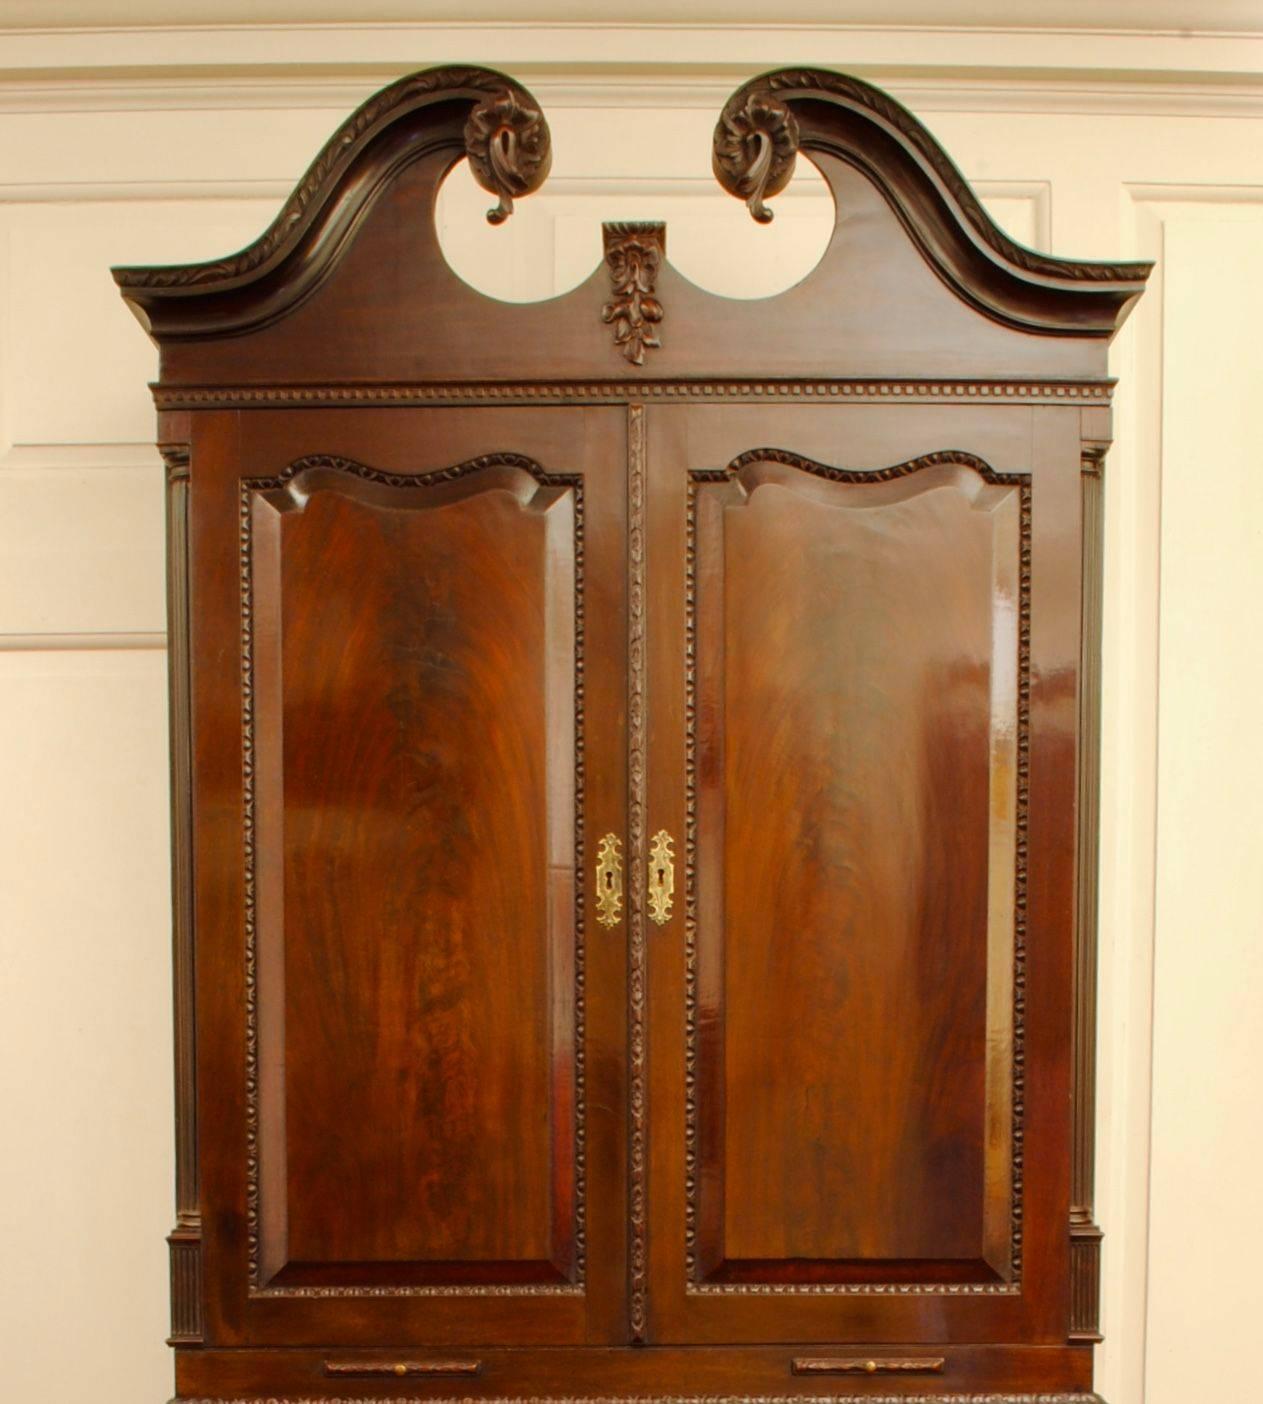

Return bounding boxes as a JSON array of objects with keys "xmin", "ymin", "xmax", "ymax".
[{"xmin": 602, "ymin": 223, "xmax": 666, "ymax": 365}]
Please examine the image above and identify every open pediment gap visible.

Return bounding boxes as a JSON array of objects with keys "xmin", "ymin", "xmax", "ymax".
[{"xmin": 113, "ymin": 63, "xmax": 1150, "ymax": 386}]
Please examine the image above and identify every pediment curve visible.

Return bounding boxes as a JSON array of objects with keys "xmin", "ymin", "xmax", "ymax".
[
  {"xmin": 113, "ymin": 63, "xmax": 1150, "ymax": 377},
  {"xmin": 713, "ymin": 68, "xmax": 1150, "ymax": 334},
  {"xmin": 113, "ymin": 64, "xmax": 551, "ymax": 336}
]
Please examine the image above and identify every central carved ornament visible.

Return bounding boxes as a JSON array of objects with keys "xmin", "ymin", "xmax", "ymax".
[{"xmin": 601, "ymin": 223, "xmax": 667, "ymax": 366}]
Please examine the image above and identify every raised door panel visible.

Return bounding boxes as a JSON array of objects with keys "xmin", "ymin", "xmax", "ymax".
[
  {"xmin": 692, "ymin": 452, "xmax": 1022, "ymax": 1287},
  {"xmin": 644, "ymin": 404, "xmax": 1080, "ymax": 1345},
  {"xmin": 192, "ymin": 408, "xmax": 628, "ymax": 1347},
  {"xmin": 251, "ymin": 460, "xmax": 577, "ymax": 1288}
]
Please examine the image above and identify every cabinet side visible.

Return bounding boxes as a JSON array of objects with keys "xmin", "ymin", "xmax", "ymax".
[
  {"xmin": 160, "ymin": 420, "xmax": 203, "ymax": 1346},
  {"xmin": 1070, "ymin": 406, "xmax": 1109, "ymax": 1345}
]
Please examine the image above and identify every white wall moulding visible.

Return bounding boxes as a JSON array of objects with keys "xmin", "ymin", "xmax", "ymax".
[
  {"xmin": 0, "ymin": 631, "xmax": 167, "ymax": 651},
  {"xmin": 10, "ymin": 73, "xmax": 1263, "ymax": 120},
  {"xmin": 2, "ymin": 1, "xmax": 1262, "ymax": 27},
  {"xmin": 1122, "ymin": 184, "xmax": 1263, "ymax": 1404},
  {"xmin": 0, "ymin": 21, "xmax": 1261, "ymax": 92},
  {"xmin": 0, "ymin": 645, "xmax": 173, "ymax": 1404}
]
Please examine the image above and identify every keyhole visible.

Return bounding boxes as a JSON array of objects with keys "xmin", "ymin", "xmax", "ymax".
[
  {"xmin": 656, "ymin": 867, "xmax": 665, "ymax": 886},
  {"xmin": 605, "ymin": 871, "xmax": 614, "ymax": 890}
]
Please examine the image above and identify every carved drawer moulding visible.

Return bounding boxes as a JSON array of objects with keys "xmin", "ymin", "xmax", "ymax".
[
  {"xmin": 114, "ymin": 60, "xmax": 1147, "ymax": 1404},
  {"xmin": 177, "ymin": 1397, "xmax": 1106, "ymax": 1404}
]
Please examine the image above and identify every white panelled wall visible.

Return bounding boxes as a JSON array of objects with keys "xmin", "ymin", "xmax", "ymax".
[{"xmin": 0, "ymin": 15, "xmax": 1259, "ymax": 1404}]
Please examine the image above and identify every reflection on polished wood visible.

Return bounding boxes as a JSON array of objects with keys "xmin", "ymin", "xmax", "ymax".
[
  {"xmin": 249, "ymin": 458, "xmax": 580, "ymax": 1288},
  {"xmin": 687, "ymin": 453, "xmax": 1022, "ymax": 1287}
]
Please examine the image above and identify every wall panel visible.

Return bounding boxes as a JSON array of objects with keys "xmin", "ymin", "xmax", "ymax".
[
  {"xmin": 0, "ymin": 648, "xmax": 171, "ymax": 1404},
  {"xmin": 1145, "ymin": 204, "xmax": 1263, "ymax": 1404}
]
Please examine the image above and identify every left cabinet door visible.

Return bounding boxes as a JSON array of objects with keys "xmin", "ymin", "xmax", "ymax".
[{"xmin": 187, "ymin": 407, "xmax": 629, "ymax": 1348}]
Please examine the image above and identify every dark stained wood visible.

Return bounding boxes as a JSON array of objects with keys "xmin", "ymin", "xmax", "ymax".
[
  {"xmin": 178, "ymin": 1342, "xmax": 1095, "ymax": 1397},
  {"xmin": 689, "ymin": 451, "xmax": 1022, "ymax": 1285},
  {"xmin": 711, "ymin": 70, "xmax": 1148, "ymax": 334},
  {"xmin": 189, "ymin": 407, "xmax": 628, "ymax": 1348},
  {"xmin": 119, "ymin": 61, "xmax": 1147, "ymax": 1402},
  {"xmin": 160, "ymin": 428, "xmax": 203, "ymax": 1345},
  {"xmin": 250, "ymin": 459, "xmax": 578, "ymax": 1285},
  {"xmin": 642, "ymin": 402, "xmax": 1087, "ymax": 1347},
  {"xmin": 1070, "ymin": 417, "xmax": 1108, "ymax": 1344}
]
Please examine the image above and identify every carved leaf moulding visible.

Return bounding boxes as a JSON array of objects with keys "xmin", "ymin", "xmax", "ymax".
[
  {"xmin": 627, "ymin": 403, "xmax": 649, "ymax": 1340},
  {"xmin": 683, "ymin": 447, "xmax": 1030, "ymax": 1298},
  {"xmin": 239, "ymin": 451, "xmax": 587, "ymax": 1300},
  {"xmin": 152, "ymin": 380, "xmax": 1113, "ymax": 409}
]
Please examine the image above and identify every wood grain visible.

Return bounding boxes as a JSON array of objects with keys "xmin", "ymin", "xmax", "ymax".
[
  {"xmin": 247, "ymin": 458, "xmax": 578, "ymax": 1284},
  {"xmin": 687, "ymin": 452, "xmax": 1023, "ymax": 1283}
]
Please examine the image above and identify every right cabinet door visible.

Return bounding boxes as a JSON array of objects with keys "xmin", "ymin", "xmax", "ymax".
[{"xmin": 643, "ymin": 402, "xmax": 1083, "ymax": 1346}]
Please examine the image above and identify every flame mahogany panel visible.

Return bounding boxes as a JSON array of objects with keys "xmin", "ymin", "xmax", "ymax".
[
  {"xmin": 689, "ymin": 456, "xmax": 1022, "ymax": 1286},
  {"xmin": 249, "ymin": 462, "xmax": 578, "ymax": 1288},
  {"xmin": 641, "ymin": 402, "xmax": 1086, "ymax": 1350},
  {"xmin": 189, "ymin": 406, "xmax": 630, "ymax": 1349}
]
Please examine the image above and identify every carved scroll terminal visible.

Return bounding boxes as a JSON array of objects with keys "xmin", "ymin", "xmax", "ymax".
[
  {"xmin": 464, "ymin": 85, "xmax": 553, "ymax": 225},
  {"xmin": 713, "ymin": 88, "xmax": 800, "ymax": 223}
]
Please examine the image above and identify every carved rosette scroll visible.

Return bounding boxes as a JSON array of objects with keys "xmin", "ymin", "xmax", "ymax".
[
  {"xmin": 712, "ymin": 88, "xmax": 800, "ymax": 223},
  {"xmin": 464, "ymin": 85, "xmax": 553, "ymax": 226},
  {"xmin": 602, "ymin": 222, "xmax": 666, "ymax": 366}
]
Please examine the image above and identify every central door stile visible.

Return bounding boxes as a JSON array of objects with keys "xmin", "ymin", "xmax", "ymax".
[
  {"xmin": 573, "ymin": 403, "xmax": 635, "ymax": 1347},
  {"xmin": 639, "ymin": 403, "xmax": 693, "ymax": 1343}
]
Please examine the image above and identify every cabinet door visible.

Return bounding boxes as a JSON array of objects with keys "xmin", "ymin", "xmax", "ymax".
[
  {"xmin": 643, "ymin": 404, "xmax": 1080, "ymax": 1346},
  {"xmin": 191, "ymin": 407, "xmax": 628, "ymax": 1347}
]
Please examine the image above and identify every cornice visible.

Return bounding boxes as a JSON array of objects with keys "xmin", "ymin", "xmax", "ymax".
[
  {"xmin": 0, "ymin": 20, "xmax": 1260, "ymax": 91},
  {"xmin": 3, "ymin": 71, "xmax": 1263, "ymax": 118},
  {"xmin": 109, "ymin": 57, "xmax": 1149, "ymax": 344},
  {"xmin": 1, "ymin": 0, "xmax": 1259, "ymax": 25}
]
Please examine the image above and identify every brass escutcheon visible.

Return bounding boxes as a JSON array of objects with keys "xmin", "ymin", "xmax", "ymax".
[
  {"xmin": 648, "ymin": 829, "xmax": 676, "ymax": 926},
  {"xmin": 595, "ymin": 833, "xmax": 624, "ymax": 928}
]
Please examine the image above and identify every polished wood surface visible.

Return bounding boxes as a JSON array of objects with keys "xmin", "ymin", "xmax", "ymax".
[
  {"xmin": 178, "ymin": 1342, "xmax": 1095, "ymax": 1398},
  {"xmin": 691, "ymin": 454, "xmax": 1020, "ymax": 1282},
  {"xmin": 641, "ymin": 404, "xmax": 1085, "ymax": 1348},
  {"xmin": 190, "ymin": 407, "xmax": 629, "ymax": 1347},
  {"xmin": 251, "ymin": 461, "xmax": 577, "ymax": 1285},
  {"xmin": 116, "ymin": 61, "xmax": 1147, "ymax": 1401}
]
